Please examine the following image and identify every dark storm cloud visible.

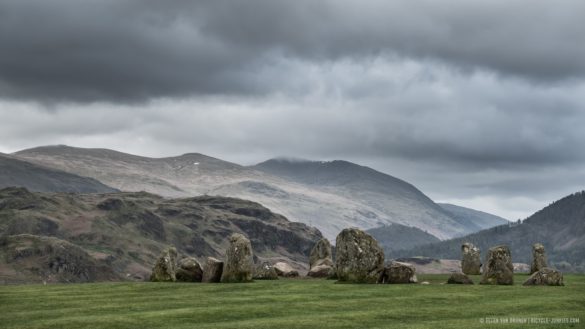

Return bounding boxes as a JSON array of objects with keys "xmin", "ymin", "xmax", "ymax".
[{"xmin": 1, "ymin": 0, "xmax": 584, "ymax": 102}]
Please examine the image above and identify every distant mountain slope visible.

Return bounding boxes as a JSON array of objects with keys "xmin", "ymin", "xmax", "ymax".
[
  {"xmin": 366, "ymin": 224, "xmax": 441, "ymax": 254},
  {"xmin": 0, "ymin": 187, "xmax": 322, "ymax": 283},
  {"xmin": 16, "ymin": 145, "xmax": 477, "ymax": 241},
  {"xmin": 0, "ymin": 153, "xmax": 118, "ymax": 193},
  {"xmin": 438, "ymin": 203, "xmax": 508, "ymax": 233},
  {"xmin": 392, "ymin": 191, "xmax": 585, "ymax": 272}
]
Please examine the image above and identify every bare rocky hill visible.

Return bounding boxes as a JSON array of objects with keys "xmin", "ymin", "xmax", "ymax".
[
  {"xmin": 0, "ymin": 187, "xmax": 322, "ymax": 283},
  {"xmin": 0, "ymin": 153, "xmax": 117, "ymax": 193},
  {"xmin": 438, "ymin": 203, "xmax": 508, "ymax": 233},
  {"xmin": 13, "ymin": 146, "xmax": 501, "ymax": 241}
]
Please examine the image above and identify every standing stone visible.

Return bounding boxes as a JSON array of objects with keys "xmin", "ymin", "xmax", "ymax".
[
  {"xmin": 273, "ymin": 262, "xmax": 300, "ymax": 277},
  {"xmin": 461, "ymin": 242, "xmax": 482, "ymax": 275},
  {"xmin": 530, "ymin": 243, "xmax": 548, "ymax": 274},
  {"xmin": 523, "ymin": 268, "xmax": 564, "ymax": 286},
  {"xmin": 308, "ymin": 238, "xmax": 335, "ymax": 278},
  {"xmin": 447, "ymin": 272, "xmax": 474, "ymax": 284},
  {"xmin": 253, "ymin": 261, "xmax": 279, "ymax": 280},
  {"xmin": 480, "ymin": 245, "xmax": 514, "ymax": 285},
  {"xmin": 176, "ymin": 257, "xmax": 203, "ymax": 282},
  {"xmin": 202, "ymin": 257, "xmax": 223, "ymax": 283},
  {"xmin": 220, "ymin": 233, "xmax": 254, "ymax": 283},
  {"xmin": 310, "ymin": 238, "xmax": 334, "ymax": 268},
  {"xmin": 335, "ymin": 228, "xmax": 384, "ymax": 283},
  {"xmin": 150, "ymin": 247, "xmax": 177, "ymax": 282},
  {"xmin": 379, "ymin": 261, "xmax": 417, "ymax": 284}
]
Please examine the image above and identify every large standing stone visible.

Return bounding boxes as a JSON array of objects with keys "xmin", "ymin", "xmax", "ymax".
[
  {"xmin": 530, "ymin": 243, "xmax": 548, "ymax": 274},
  {"xmin": 523, "ymin": 268, "xmax": 564, "ymax": 286},
  {"xmin": 447, "ymin": 272, "xmax": 474, "ymax": 284},
  {"xmin": 480, "ymin": 245, "xmax": 514, "ymax": 285},
  {"xmin": 273, "ymin": 262, "xmax": 300, "ymax": 278},
  {"xmin": 202, "ymin": 257, "xmax": 223, "ymax": 283},
  {"xmin": 335, "ymin": 228, "xmax": 384, "ymax": 283},
  {"xmin": 461, "ymin": 242, "xmax": 482, "ymax": 275},
  {"xmin": 220, "ymin": 233, "xmax": 254, "ymax": 283},
  {"xmin": 175, "ymin": 257, "xmax": 203, "ymax": 282},
  {"xmin": 150, "ymin": 247, "xmax": 177, "ymax": 282},
  {"xmin": 253, "ymin": 261, "xmax": 279, "ymax": 280},
  {"xmin": 379, "ymin": 261, "xmax": 417, "ymax": 284}
]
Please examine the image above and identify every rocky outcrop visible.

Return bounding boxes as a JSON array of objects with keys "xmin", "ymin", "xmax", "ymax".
[
  {"xmin": 202, "ymin": 257, "xmax": 224, "ymax": 283},
  {"xmin": 379, "ymin": 261, "xmax": 417, "ymax": 284},
  {"xmin": 220, "ymin": 233, "xmax": 254, "ymax": 283},
  {"xmin": 253, "ymin": 261, "xmax": 279, "ymax": 280},
  {"xmin": 480, "ymin": 245, "xmax": 514, "ymax": 285},
  {"xmin": 273, "ymin": 262, "xmax": 299, "ymax": 277},
  {"xmin": 335, "ymin": 228, "xmax": 384, "ymax": 283},
  {"xmin": 150, "ymin": 247, "xmax": 178, "ymax": 282},
  {"xmin": 530, "ymin": 243, "xmax": 548, "ymax": 274},
  {"xmin": 175, "ymin": 257, "xmax": 203, "ymax": 282},
  {"xmin": 523, "ymin": 267, "xmax": 564, "ymax": 286},
  {"xmin": 461, "ymin": 242, "xmax": 481, "ymax": 275},
  {"xmin": 447, "ymin": 272, "xmax": 474, "ymax": 284}
]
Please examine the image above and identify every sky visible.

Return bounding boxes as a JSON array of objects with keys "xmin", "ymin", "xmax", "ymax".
[{"xmin": 1, "ymin": 0, "xmax": 585, "ymax": 220}]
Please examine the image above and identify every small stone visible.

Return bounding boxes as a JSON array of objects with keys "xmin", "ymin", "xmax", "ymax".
[
  {"xmin": 273, "ymin": 262, "xmax": 299, "ymax": 277},
  {"xmin": 176, "ymin": 257, "xmax": 203, "ymax": 282},
  {"xmin": 253, "ymin": 261, "xmax": 279, "ymax": 280},
  {"xmin": 447, "ymin": 272, "xmax": 474, "ymax": 284},
  {"xmin": 523, "ymin": 268, "xmax": 564, "ymax": 286},
  {"xmin": 202, "ymin": 257, "xmax": 223, "ymax": 283},
  {"xmin": 379, "ymin": 261, "xmax": 418, "ymax": 284}
]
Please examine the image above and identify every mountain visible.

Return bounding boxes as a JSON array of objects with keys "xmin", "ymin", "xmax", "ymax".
[
  {"xmin": 16, "ymin": 145, "xmax": 479, "ymax": 241},
  {"xmin": 391, "ymin": 191, "xmax": 585, "ymax": 272},
  {"xmin": 438, "ymin": 203, "xmax": 508, "ymax": 234},
  {"xmin": 0, "ymin": 187, "xmax": 322, "ymax": 284},
  {"xmin": 0, "ymin": 153, "xmax": 117, "ymax": 193},
  {"xmin": 366, "ymin": 224, "xmax": 441, "ymax": 254}
]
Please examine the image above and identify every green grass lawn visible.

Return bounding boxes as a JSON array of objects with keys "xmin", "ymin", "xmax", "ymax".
[{"xmin": 1, "ymin": 274, "xmax": 584, "ymax": 329}]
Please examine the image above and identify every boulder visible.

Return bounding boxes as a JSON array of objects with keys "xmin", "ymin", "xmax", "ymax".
[
  {"xmin": 335, "ymin": 228, "xmax": 384, "ymax": 283},
  {"xmin": 307, "ymin": 264, "xmax": 335, "ymax": 278},
  {"xmin": 253, "ymin": 261, "xmax": 279, "ymax": 280},
  {"xmin": 447, "ymin": 272, "xmax": 474, "ymax": 284},
  {"xmin": 150, "ymin": 247, "xmax": 177, "ymax": 282},
  {"xmin": 221, "ymin": 233, "xmax": 254, "ymax": 283},
  {"xmin": 379, "ymin": 261, "xmax": 417, "ymax": 284},
  {"xmin": 175, "ymin": 257, "xmax": 203, "ymax": 282},
  {"xmin": 480, "ymin": 245, "xmax": 514, "ymax": 285},
  {"xmin": 202, "ymin": 257, "xmax": 224, "ymax": 283},
  {"xmin": 273, "ymin": 262, "xmax": 299, "ymax": 278},
  {"xmin": 461, "ymin": 242, "xmax": 481, "ymax": 275},
  {"xmin": 523, "ymin": 267, "xmax": 564, "ymax": 286},
  {"xmin": 530, "ymin": 243, "xmax": 548, "ymax": 274},
  {"xmin": 309, "ymin": 238, "xmax": 334, "ymax": 268}
]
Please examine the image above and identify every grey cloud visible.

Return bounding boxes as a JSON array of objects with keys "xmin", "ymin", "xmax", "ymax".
[{"xmin": 1, "ymin": 0, "xmax": 585, "ymax": 103}]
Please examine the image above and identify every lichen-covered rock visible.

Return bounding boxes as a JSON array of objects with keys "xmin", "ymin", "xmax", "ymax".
[
  {"xmin": 335, "ymin": 228, "xmax": 384, "ymax": 283},
  {"xmin": 253, "ymin": 261, "xmax": 278, "ymax": 280},
  {"xmin": 175, "ymin": 257, "xmax": 203, "ymax": 282},
  {"xmin": 461, "ymin": 242, "xmax": 481, "ymax": 275},
  {"xmin": 379, "ymin": 261, "xmax": 417, "ymax": 284},
  {"xmin": 447, "ymin": 272, "xmax": 474, "ymax": 284},
  {"xmin": 480, "ymin": 245, "xmax": 514, "ymax": 285},
  {"xmin": 273, "ymin": 262, "xmax": 299, "ymax": 277},
  {"xmin": 307, "ymin": 264, "xmax": 335, "ymax": 278},
  {"xmin": 150, "ymin": 247, "xmax": 177, "ymax": 282},
  {"xmin": 202, "ymin": 257, "xmax": 223, "ymax": 283},
  {"xmin": 220, "ymin": 233, "xmax": 254, "ymax": 283},
  {"xmin": 530, "ymin": 243, "xmax": 548, "ymax": 274},
  {"xmin": 310, "ymin": 238, "xmax": 334, "ymax": 268},
  {"xmin": 523, "ymin": 267, "xmax": 564, "ymax": 286}
]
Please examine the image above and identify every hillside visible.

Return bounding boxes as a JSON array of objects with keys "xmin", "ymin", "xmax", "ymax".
[
  {"xmin": 392, "ymin": 191, "xmax": 585, "ymax": 272},
  {"xmin": 366, "ymin": 224, "xmax": 441, "ymax": 253},
  {"xmin": 0, "ymin": 153, "xmax": 117, "ymax": 193},
  {"xmin": 0, "ymin": 187, "xmax": 322, "ymax": 284},
  {"xmin": 438, "ymin": 203, "xmax": 508, "ymax": 233},
  {"xmin": 15, "ymin": 145, "xmax": 481, "ymax": 240}
]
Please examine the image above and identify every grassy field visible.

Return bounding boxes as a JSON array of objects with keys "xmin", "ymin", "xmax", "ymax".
[{"xmin": 1, "ymin": 274, "xmax": 584, "ymax": 329}]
